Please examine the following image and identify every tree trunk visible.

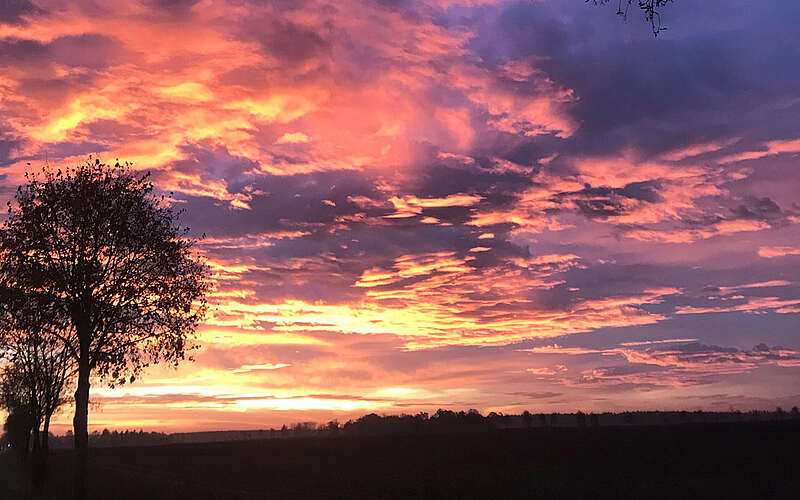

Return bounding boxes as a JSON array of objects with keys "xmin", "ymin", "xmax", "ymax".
[
  {"xmin": 32, "ymin": 423, "xmax": 41, "ymax": 454},
  {"xmin": 42, "ymin": 416, "xmax": 50, "ymax": 452},
  {"xmin": 73, "ymin": 337, "xmax": 90, "ymax": 500},
  {"xmin": 22, "ymin": 422, "xmax": 31, "ymax": 462},
  {"xmin": 38, "ymin": 414, "xmax": 51, "ymax": 488},
  {"xmin": 32, "ymin": 421, "xmax": 46, "ymax": 491}
]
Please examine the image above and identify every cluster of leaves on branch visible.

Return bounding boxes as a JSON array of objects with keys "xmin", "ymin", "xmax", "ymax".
[{"xmin": 588, "ymin": 0, "xmax": 674, "ymax": 35}]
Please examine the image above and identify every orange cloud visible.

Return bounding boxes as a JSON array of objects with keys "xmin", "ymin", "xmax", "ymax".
[{"xmin": 758, "ymin": 246, "xmax": 800, "ymax": 258}]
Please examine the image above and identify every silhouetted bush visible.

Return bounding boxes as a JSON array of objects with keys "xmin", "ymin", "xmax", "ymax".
[{"xmin": 3, "ymin": 406, "xmax": 34, "ymax": 463}]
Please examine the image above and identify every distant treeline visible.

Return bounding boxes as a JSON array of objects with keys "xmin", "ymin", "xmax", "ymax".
[
  {"xmin": 44, "ymin": 429, "xmax": 169, "ymax": 449},
  {"xmin": 315, "ymin": 407, "xmax": 800, "ymax": 436},
  {"xmin": 8, "ymin": 407, "xmax": 799, "ymax": 449}
]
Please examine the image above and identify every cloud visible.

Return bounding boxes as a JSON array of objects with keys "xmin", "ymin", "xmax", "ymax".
[
  {"xmin": 276, "ymin": 132, "xmax": 310, "ymax": 144},
  {"xmin": 230, "ymin": 363, "xmax": 292, "ymax": 374},
  {"xmin": 525, "ymin": 365, "xmax": 567, "ymax": 376},
  {"xmin": 675, "ymin": 296, "xmax": 800, "ymax": 316},
  {"xmin": 719, "ymin": 138, "xmax": 800, "ymax": 163},
  {"xmin": 3, "ymin": 0, "xmax": 800, "ymax": 429},
  {"xmin": 506, "ymin": 391, "xmax": 563, "ymax": 399},
  {"xmin": 531, "ymin": 340, "xmax": 800, "ymax": 389},
  {"xmin": 759, "ymin": 246, "xmax": 800, "ymax": 258},
  {"xmin": 0, "ymin": 0, "xmax": 44, "ymax": 26}
]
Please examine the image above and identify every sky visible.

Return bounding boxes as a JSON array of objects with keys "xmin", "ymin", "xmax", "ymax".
[{"xmin": 1, "ymin": 0, "xmax": 799, "ymax": 433}]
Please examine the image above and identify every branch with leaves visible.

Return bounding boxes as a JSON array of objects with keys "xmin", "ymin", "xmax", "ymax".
[{"xmin": 588, "ymin": 0, "xmax": 674, "ymax": 35}]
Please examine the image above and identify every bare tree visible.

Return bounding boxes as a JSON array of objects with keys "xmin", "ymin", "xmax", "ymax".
[{"xmin": 0, "ymin": 159, "xmax": 211, "ymax": 499}]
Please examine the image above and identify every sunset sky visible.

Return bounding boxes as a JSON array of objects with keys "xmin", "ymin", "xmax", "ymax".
[{"xmin": 1, "ymin": 0, "xmax": 799, "ymax": 432}]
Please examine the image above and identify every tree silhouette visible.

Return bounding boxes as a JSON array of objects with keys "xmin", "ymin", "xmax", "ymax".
[
  {"xmin": 0, "ymin": 287, "xmax": 75, "ymax": 462},
  {"xmin": 0, "ymin": 159, "xmax": 210, "ymax": 499},
  {"xmin": 588, "ymin": 0, "xmax": 674, "ymax": 35},
  {"xmin": 522, "ymin": 410, "xmax": 533, "ymax": 428},
  {"xmin": 2, "ymin": 403, "xmax": 34, "ymax": 464}
]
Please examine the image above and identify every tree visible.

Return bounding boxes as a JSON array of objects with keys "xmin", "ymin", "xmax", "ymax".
[
  {"xmin": 0, "ymin": 288, "xmax": 75, "ymax": 460},
  {"xmin": 0, "ymin": 358, "xmax": 70, "ymax": 456},
  {"xmin": 522, "ymin": 410, "xmax": 533, "ymax": 428},
  {"xmin": 0, "ymin": 159, "xmax": 210, "ymax": 499},
  {"xmin": 0, "ymin": 289, "xmax": 74, "ymax": 491},
  {"xmin": 588, "ymin": 0, "xmax": 674, "ymax": 35}
]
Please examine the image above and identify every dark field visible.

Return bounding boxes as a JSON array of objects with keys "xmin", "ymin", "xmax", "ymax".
[{"xmin": 3, "ymin": 421, "xmax": 799, "ymax": 499}]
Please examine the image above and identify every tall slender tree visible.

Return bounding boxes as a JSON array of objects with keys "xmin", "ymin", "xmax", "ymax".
[{"xmin": 0, "ymin": 159, "xmax": 210, "ymax": 499}]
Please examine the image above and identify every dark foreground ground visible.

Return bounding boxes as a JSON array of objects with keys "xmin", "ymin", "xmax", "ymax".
[{"xmin": 2, "ymin": 421, "xmax": 799, "ymax": 499}]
